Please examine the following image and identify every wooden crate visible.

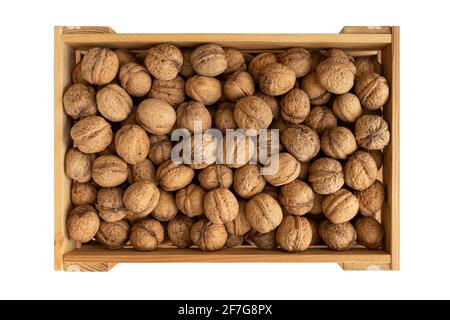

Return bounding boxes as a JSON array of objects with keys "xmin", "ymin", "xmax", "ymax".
[{"xmin": 55, "ymin": 26, "xmax": 399, "ymax": 272}]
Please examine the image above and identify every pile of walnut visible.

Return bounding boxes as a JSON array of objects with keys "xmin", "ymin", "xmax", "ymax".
[{"xmin": 65, "ymin": 44, "xmax": 389, "ymax": 252}]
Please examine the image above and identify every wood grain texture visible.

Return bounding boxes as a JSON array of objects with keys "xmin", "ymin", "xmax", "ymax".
[
  {"xmin": 63, "ymin": 262, "xmax": 117, "ymax": 272},
  {"xmin": 62, "ymin": 26, "xmax": 116, "ymax": 34},
  {"xmin": 339, "ymin": 263, "xmax": 391, "ymax": 271},
  {"xmin": 340, "ymin": 26, "xmax": 392, "ymax": 34}
]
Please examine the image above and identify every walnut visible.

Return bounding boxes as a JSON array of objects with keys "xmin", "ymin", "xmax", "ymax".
[
  {"xmin": 321, "ymin": 126, "xmax": 357, "ymax": 160},
  {"xmin": 309, "ymin": 218, "xmax": 321, "ymax": 244},
  {"xmin": 96, "ymin": 84, "xmax": 133, "ymax": 122},
  {"xmin": 113, "ymin": 48, "xmax": 137, "ymax": 65},
  {"xmin": 225, "ymin": 201, "xmax": 251, "ymax": 236},
  {"xmin": 224, "ymin": 48, "xmax": 246, "ymax": 74},
  {"xmin": 276, "ymin": 215, "xmax": 312, "ymax": 252},
  {"xmin": 354, "ymin": 56, "xmax": 382, "ymax": 80},
  {"xmin": 81, "ymin": 47, "xmax": 119, "ymax": 85},
  {"xmin": 310, "ymin": 193, "xmax": 323, "ymax": 215},
  {"xmin": 355, "ymin": 115, "xmax": 390, "ymax": 150},
  {"xmin": 184, "ymin": 133, "xmax": 217, "ymax": 169},
  {"xmin": 254, "ymin": 91, "xmax": 280, "ymax": 120},
  {"xmin": 281, "ymin": 125, "xmax": 320, "ymax": 162},
  {"xmin": 121, "ymin": 106, "xmax": 138, "ymax": 127},
  {"xmin": 70, "ymin": 116, "xmax": 113, "ymax": 153},
  {"xmin": 67, "ymin": 205, "xmax": 100, "ymax": 243},
  {"xmin": 96, "ymin": 220, "xmax": 130, "ymax": 249},
  {"xmin": 190, "ymin": 44, "xmax": 227, "ymax": 77},
  {"xmin": 304, "ymin": 106, "xmax": 337, "ymax": 135},
  {"xmin": 123, "ymin": 181, "xmax": 160, "ymax": 220},
  {"xmin": 63, "ymin": 84, "xmax": 97, "ymax": 119},
  {"xmin": 175, "ymin": 184, "xmax": 205, "ymax": 218},
  {"xmin": 71, "ymin": 181, "xmax": 97, "ymax": 206},
  {"xmin": 264, "ymin": 152, "xmax": 300, "ymax": 186},
  {"xmin": 332, "ymin": 93, "xmax": 362, "ymax": 123},
  {"xmin": 355, "ymin": 73, "xmax": 389, "ymax": 110},
  {"xmin": 167, "ymin": 215, "xmax": 194, "ymax": 248},
  {"xmin": 245, "ymin": 193, "xmax": 283, "ymax": 233},
  {"xmin": 356, "ymin": 180, "xmax": 385, "ymax": 216},
  {"xmin": 148, "ymin": 135, "xmax": 172, "ymax": 166},
  {"xmin": 71, "ymin": 62, "xmax": 89, "ymax": 85},
  {"xmin": 148, "ymin": 76, "xmax": 185, "ymax": 107},
  {"xmin": 190, "ymin": 219, "xmax": 227, "ymax": 251},
  {"xmin": 156, "ymin": 160, "xmax": 195, "ymax": 191},
  {"xmin": 179, "ymin": 49, "xmax": 195, "ymax": 78},
  {"xmin": 233, "ymin": 164, "xmax": 266, "ymax": 198},
  {"xmin": 223, "ymin": 71, "xmax": 255, "ymax": 102},
  {"xmin": 226, "ymin": 234, "xmax": 244, "ymax": 248},
  {"xmin": 248, "ymin": 53, "xmax": 278, "ymax": 80},
  {"xmin": 322, "ymin": 188, "xmax": 359, "ymax": 224},
  {"xmin": 309, "ymin": 51, "xmax": 322, "ymax": 72},
  {"xmin": 308, "ymin": 158, "xmax": 344, "ymax": 195},
  {"xmin": 270, "ymin": 118, "xmax": 289, "ymax": 134},
  {"xmin": 279, "ymin": 48, "xmax": 312, "ymax": 78},
  {"xmin": 119, "ymin": 62, "xmax": 152, "ymax": 97},
  {"xmin": 115, "ymin": 125, "xmax": 150, "ymax": 165},
  {"xmin": 144, "ymin": 44, "xmax": 183, "ymax": 80},
  {"xmin": 92, "ymin": 155, "xmax": 128, "ymax": 187},
  {"xmin": 368, "ymin": 149, "xmax": 383, "ymax": 170},
  {"xmin": 280, "ymin": 88, "xmax": 310, "ymax": 124},
  {"xmin": 326, "ymin": 49, "xmax": 354, "ymax": 60},
  {"xmin": 185, "ymin": 75, "xmax": 222, "ymax": 105},
  {"xmin": 354, "ymin": 216, "xmax": 384, "ymax": 250},
  {"xmin": 319, "ymin": 220, "xmax": 356, "ymax": 251},
  {"xmin": 136, "ymin": 98, "xmax": 176, "ymax": 135},
  {"xmin": 176, "ymin": 101, "xmax": 212, "ymax": 133},
  {"xmin": 280, "ymin": 179, "xmax": 314, "ymax": 215},
  {"xmin": 95, "ymin": 187, "xmax": 128, "ymax": 222},
  {"xmin": 204, "ymin": 187, "xmax": 239, "ymax": 224},
  {"xmin": 130, "ymin": 219, "xmax": 164, "ymax": 251},
  {"xmin": 214, "ymin": 102, "xmax": 237, "ymax": 133},
  {"xmin": 65, "ymin": 148, "xmax": 93, "ymax": 183},
  {"xmin": 316, "ymin": 56, "xmax": 356, "ymax": 94},
  {"xmin": 257, "ymin": 130, "xmax": 282, "ymax": 165},
  {"xmin": 128, "ymin": 159, "xmax": 156, "ymax": 184},
  {"xmin": 259, "ymin": 63, "xmax": 296, "ymax": 96},
  {"xmin": 233, "ymin": 96, "xmax": 273, "ymax": 132},
  {"xmin": 246, "ymin": 230, "xmax": 277, "ymax": 250},
  {"xmin": 198, "ymin": 164, "xmax": 233, "ymax": 190},
  {"xmin": 152, "ymin": 190, "xmax": 178, "ymax": 221},
  {"xmin": 301, "ymin": 73, "xmax": 332, "ymax": 105},
  {"xmin": 217, "ymin": 134, "xmax": 255, "ymax": 168},
  {"xmin": 298, "ymin": 161, "xmax": 310, "ymax": 181},
  {"xmin": 344, "ymin": 151, "xmax": 378, "ymax": 191}
]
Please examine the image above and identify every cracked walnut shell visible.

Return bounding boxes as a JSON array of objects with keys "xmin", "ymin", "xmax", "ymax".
[
  {"xmin": 156, "ymin": 160, "xmax": 195, "ymax": 191},
  {"xmin": 204, "ymin": 187, "xmax": 239, "ymax": 224},
  {"xmin": 96, "ymin": 220, "xmax": 130, "ymax": 249},
  {"xmin": 70, "ymin": 116, "xmax": 113, "ymax": 154},
  {"xmin": 245, "ymin": 193, "xmax": 283, "ymax": 233},
  {"xmin": 119, "ymin": 62, "xmax": 152, "ymax": 97},
  {"xmin": 355, "ymin": 216, "xmax": 384, "ymax": 250},
  {"xmin": 168, "ymin": 215, "xmax": 194, "ymax": 248},
  {"xmin": 137, "ymin": 98, "xmax": 176, "ymax": 135},
  {"xmin": 322, "ymin": 188, "xmax": 359, "ymax": 224},
  {"xmin": 144, "ymin": 44, "xmax": 183, "ymax": 81},
  {"xmin": 97, "ymin": 84, "xmax": 133, "ymax": 122},
  {"xmin": 321, "ymin": 126, "xmax": 358, "ymax": 160},
  {"xmin": 276, "ymin": 215, "xmax": 312, "ymax": 252},
  {"xmin": 319, "ymin": 220, "xmax": 356, "ymax": 251},
  {"xmin": 355, "ymin": 115, "xmax": 390, "ymax": 150},
  {"xmin": 81, "ymin": 47, "xmax": 119, "ymax": 85},
  {"xmin": 355, "ymin": 73, "xmax": 389, "ymax": 110},
  {"xmin": 115, "ymin": 125, "xmax": 150, "ymax": 165},
  {"xmin": 130, "ymin": 219, "xmax": 164, "ymax": 251},
  {"xmin": 190, "ymin": 219, "xmax": 227, "ymax": 251},
  {"xmin": 344, "ymin": 151, "xmax": 378, "ymax": 191},
  {"xmin": 280, "ymin": 179, "xmax": 314, "ymax": 216},
  {"xmin": 63, "ymin": 84, "xmax": 97, "ymax": 119},
  {"xmin": 95, "ymin": 187, "xmax": 128, "ymax": 222},
  {"xmin": 356, "ymin": 180, "xmax": 385, "ymax": 216},
  {"xmin": 258, "ymin": 63, "xmax": 296, "ymax": 96},
  {"xmin": 175, "ymin": 184, "xmax": 205, "ymax": 218},
  {"xmin": 234, "ymin": 96, "xmax": 273, "ymax": 132},
  {"xmin": 190, "ymin": 44, "xmax": 227, "ymax": 77},
  {"xmin": 233, "ymin": 164, "xmax": 266, "ymax": 198},
  {"xmin": 281, "ymin": 125, "xmax": 320, "ymax": 162},
  {"xmin": 67, "ymin": 205, "xmax": 100, "ymax": 243},
  {"xmin": 280, "ymin": 88, "xmax": 310, "ymax": 124},
  {"xmin": 316, "ymin": 56, "xmax": 356, "ymax": 94},
  {"xmin": 148, "ymin": 76, "xmax": 185, "ymax": 107},
  {"xmin": 304, "ymin": 106, "xmax": 337, "ymax": 135},
  {"xmin": 308, "ymin": 157, "xmax": 344, "ymax": 195},
  {"xmin": 123, "ymin": 181, "xmax": 160, "ymax": 220},
  {"xmin": 92, "ymin": 155, "xmax": 128, "ymax": 188},
  {"xmin": 185, "ymin": 75, "xmax": 222, "ymax": 106}
]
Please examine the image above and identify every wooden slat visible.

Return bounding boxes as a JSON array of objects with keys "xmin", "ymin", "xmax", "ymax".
[
  {"xmin": 64, "ymin": 262, "xmax": 117, "ymax": 272},
  {"xmin": 339, "ymin": 263, "xmax": 391, "ymax": 271},
  {"xmin": 340, "ymin": 26, "xmax": 392, "ymax": 34},
  {"xmin": 62, "ymin": 26, "xmax": 116, "ymax": 34}
]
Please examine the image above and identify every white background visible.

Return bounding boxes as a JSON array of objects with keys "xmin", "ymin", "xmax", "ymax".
[{"xmin": 0, "ymin": 0, "xmax": 449, "ymax": 300}]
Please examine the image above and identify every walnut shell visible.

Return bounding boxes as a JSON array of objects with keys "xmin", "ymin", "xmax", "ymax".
[
  {"xmin": 96, "ymin": 220, "xmax": 130, "ymax": 249},
  {"xmin": 280, "ymin": 179, "xmax": 314, "ymax": 215},
  {"xmin": 309, "ymin": 218, "xmax": 321, "ymax": 244},
  {"xmin": 368, "ymin": 149, "xmax": 383, "ymax": 170},
  {"xmin": 257, "ymin": 130, "xmax": 282, "ymax": 165},
  {"xmin": 190, "ymin": 44, "xmax": 227, "ymax": 77},
  {"xmin": 354, "ymin": 115, "xmax": 390, "ymax": 150},
  {"xmin": 270, "ymin": 118, "xmax": 290, "ymax": 134},
  {"xmin": 245, "ymin": 193, "xmax": 283, "ymax": 233},
  {"xmin": 121, "ymin": 106, "xmax": 138, "ymax": 127},
  {"xmin": 67, "ymin": 205, "xmax": 100, "ymax": 243},
  {"xmin": 248, "ymin": 53, "xmax": 278, "ymax": 80},
  {"xmin": 298, "ymin": 161, "xmax": 310, "ymax": 180},
  {"xmin": 198, "ymin": 164, "xmax": 233, "ymax": 190},
  {"xmin": 144, "ymin": 44, "xmax": 183, "ymax": 81},
  {"xmin": 226, "ymin": 234, "xmax": 244, "ymax": 248},
  {"xmin": 123, "ymin": 181, "xmax": 160, "ymax": 220},
  {"xmin": 190, "ymin": 219, "xmax": 227, "ymax": 251},
  {"xmin": 308, "ymin": 157, "xmax": 344, "ymax": 195},
  {"xmin": 71, "ymin": 62, "xmax": 89, "ymax": 85},
  {"xmin": 81, "ymin": 47, "xmax": 119, "ymax": 85},
  {"xmin": 63, "ymin": 84, "xmax": 97, "ymax": 119},
  {"xmin": 96, "ymin": 84, "xmax": 133, "ymax": 122},
  {"xmin": 148, "ymin": 135, "xmax": 172, "ymax": 166},
  {"xmin": 276, "ymin": 215, "xmax": 312, "ymax": 252},
  {"xmin": 204, "ymin": 187, "xmax": 239, "ymax": 224},
  {"xmin": 95, "ymin": 187, "xmax": 128, "ymax": 222},
  {"xmin": 217, "ymin": 134, "xmax": 255, "ymax": 168},
  {"xmin": 225, "ymin": 201, "xmax": 251, "ymax": 236},
  {"xmin": 279, "ymin": 48, "xmax": 312, "ymax": 78},
  {"xmin": 310, "ymin": 193, "xmax": 323, "ymax": 215},
  {"xmin": 224, "ymin": 71, "xmax": 255, "ymax": 102},
  {"xmin": 156, "ymin": 160, "xmax": 195, "ymax": 191},
  {"xmin": 247, "ymin": 230, "xmax": 277, "ymax": 250},
  {"xmin": 354, "ymin": 56, "xmax": 382, "ymax": 80},
  {"xmin": 113, "ymin": 49, "xmax": 137, "ymax": 65},
  {"xmin": 281, "ymin": 125, "xmax": 320, "ymax": 162},
  {"xmin": 355, "ymin": 73, "xmax": 389, "ymax": 110},
  {"xmin": 316, "ymin": 56, "xmax": 356, "ymax": 94},
  {"xmin": 319, "ymin": 220, "xmax": 356, "ymax": 251},
  {"xmin": 179, "ymin": 49, "xmax": 195, "ymax": 78},
  {"xmin": 224, "ymin": 48, "xmax": 246, "ymax": 74},
  {"xmin": 65, "ymin": 148, "xmax": 93, "ymax": 183},
  {"xmin": 176, "ymin": 101, "xmax": 212, "ymax": 133},
  {"xmin": 344, "ymin": 151, "xmax": 378, "ymax": 191},
  {"xmin": 263, "ymin": 152, "xmax": 300, "ymax": 186},
  {"xmin": 148, "ymin": 76, "xmax": 185, "ymax": 107},
  {"xmin": 167, "ymin": 215, "xmax": 194, "ymax": 248},
  {"xmin": 119, "ymin": 62, "xmax": 152, "ymax": 97},
  {"xmin": 280, "ymin": 88, "xmax": 310, "ymax": 124},
  {"xmin": 115, "ymin": 125, "xmax": 150, "ymax": 165},
  {"xmin": 175, "ymin": 184, "xmax": 205, "ymax": 217},
  {"xmin": 304, "ymin": 106, "xmax": 337, "ymax": 135},
  {"xmin": 130, "ymin": 219, "xmax": 164, "ymax": 251},
  {"xmin": 129, "ymin": 158, "xmax": 156, "ymax": 184},
  {"xmin": 322, "ymin": 188, "xmax": 359, "ymax": 224},
  {"xmin": 136, "ymin": 98, "xmax": 176, "ymax": 135},
  {"xmin": 300, "ymin": 73, "xmax": 332, "ymax": 106},
  {"xmin": 152, "ymin": 190, "xmax": 178, "ymax": 221},
  {"xmin": 214, "ymin": 102, "xmax": 237, "ymax": 133},
  {"xmin": 356, "ymin": 180, "xmax": 385, "ymax": 216},
  {"xmin": 233, "ymin": 164, "xmax": 266, "ymax": 198},
  {"xmin": 185, "ymin": 75, "xmax": 222, "ymax": 105},
  {"xmin": 254, "ymin": 91, "xmax": 280, "ymax": 120},
  {"xmin": 70, "ymin": 116, "xmax": 113, "ymax": 153},
  {"xmin": 234, "ymin": 96, "xmax": 273, "ymax": 132},
  {"xmin": 321, "ymin": 126, "xmax": 357, "ymax": 160},
  {"xmin": 184, "ymin": 133, "xmax": 217, "ymax": 169},
  {"xmin": 92, "ymin": 155, "xmax": 128, "ymax": 187},
  {"xmin": 332, "ymin": 93, "xmax": 362, "ymax": 123},
  {"xmin": 71, "ymin": 181, "xmax": 97, "ymax": 206},
  {"xmin": 354, "ymin": 216, "xmax": 384, "ymax": 250},
  {"xmin": 258, "ymin": 63, "xmax": 296, "ymax": 96}
]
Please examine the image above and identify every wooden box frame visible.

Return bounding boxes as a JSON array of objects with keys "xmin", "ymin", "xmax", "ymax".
[{"xmin": 54, "ymin": 26, "xmax": 399, "ymax": 272}]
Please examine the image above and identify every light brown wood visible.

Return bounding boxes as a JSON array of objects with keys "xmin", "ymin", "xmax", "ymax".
[
  {"xmin": 63, "ymin": 262, "xmax": 117, "ymax": 272},
  {"xmin": 62, "ymin": 26, "xmax": 116, "ymax": 34},
  {"xmin": 339, "ymin": 263, "xmax": 391, "ymax": 271},
  {"xmin": 340, "ymin": 26, "xmax": 392, "ymax": 34}
]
